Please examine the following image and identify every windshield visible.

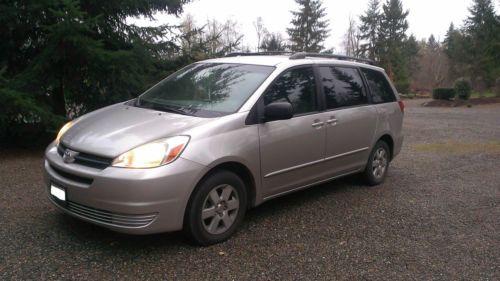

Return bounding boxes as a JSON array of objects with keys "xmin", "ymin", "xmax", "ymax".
[{"xmin": 136, "ymin": 63, "xmax": 275, "ymax": 117}]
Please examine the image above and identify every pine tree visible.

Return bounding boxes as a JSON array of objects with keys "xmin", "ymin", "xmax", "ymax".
[
  {"xmin": 378, "ymin": 0, "xmax": 411, "ymax": 85},
  {"xmin": 403, "ymin": 34, "xmax": 420, "ymax": 85},
  {"xmin": 287, "ymin": 0, "xmax": 330, "ymax": 52},
  {"xmin": 443, "ymin": 23, "xmax": 468, "ymax": 79},
  {"xmin": 0, "ymin": 0, "xmax": 187, "ymax": 141},
  {"xmin": 464, "ymin": 0, "xmax": 499, "ymax": 85},
  {"xmin": 427, "ymin": 35, "xmax": 439, "ymax": 52},
  {"xmin": 359, "ymin": 0, "xmax": 381, "ymax": 60}
]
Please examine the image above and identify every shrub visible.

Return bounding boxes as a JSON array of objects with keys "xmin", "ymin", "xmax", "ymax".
[
  {"xmin": 432, "ymin": 88, "xmax": 456, "ymax": 100},
  {"xmin": 454, "ymin": 78, "xmax": 472, "ymax": 100}
]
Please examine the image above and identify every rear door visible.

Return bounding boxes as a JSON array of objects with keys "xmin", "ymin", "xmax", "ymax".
[
  {"xmin": 360, "ymin": 67, "xmax": 404, "ymax": 157},
  {"xmin": 258, "ymin": 66, "xmax": 327, "ymax": 197},
  {"xmin": 318, "ymin": 65, "xmax": 378, "ymax": 176}
]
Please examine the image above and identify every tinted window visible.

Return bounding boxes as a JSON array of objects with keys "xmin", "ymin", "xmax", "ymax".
[
  {"xmin": 361, "ymin": 68, "xmax": 396, "ymax": 104},
  {"xmin": 264, "ymin": 67, "xmax": 317, "ymax": 115},
  {"xmin": 319, "ymin": 66, "xmax": 366, "ymax": 109},
  {"xmin": 137, "ymin": 63, "xmax": 274, "ymax": 117}
]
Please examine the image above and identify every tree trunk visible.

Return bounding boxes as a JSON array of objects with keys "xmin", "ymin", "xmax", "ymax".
[{"xmin": 52, "ymin": 74, "xmax": 66, "ymax": 117}]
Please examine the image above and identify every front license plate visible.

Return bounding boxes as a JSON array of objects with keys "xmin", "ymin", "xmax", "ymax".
[{"xmin": 50, "ymin": 184, "xmax": 66, "ymax": 201}]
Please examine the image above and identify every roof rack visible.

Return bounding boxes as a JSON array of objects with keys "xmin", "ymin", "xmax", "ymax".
[
  {"xmin": 225, "ymin": 51, "xmax": 294, "ymax": 57},
  {"xmin": 289, "ymin": 52, "xmax": 375, "ymax": 65},
  {"xmin": 225, "ymin": 51, "xmax": 375, "ymax": 65}
]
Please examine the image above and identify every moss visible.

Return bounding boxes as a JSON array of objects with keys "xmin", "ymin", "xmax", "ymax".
[{"xmin": 414, "ymin": 142, "xmax": 500, "ymax": 154}]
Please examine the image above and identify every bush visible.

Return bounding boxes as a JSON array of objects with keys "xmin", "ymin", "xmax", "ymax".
[
  {"xmin": 454, "ymin": 78, "xmax": 472, "ymax": 100},
  {"xmin": 432, "ymin": 88, "xmax": 456, "ymax": 100}
]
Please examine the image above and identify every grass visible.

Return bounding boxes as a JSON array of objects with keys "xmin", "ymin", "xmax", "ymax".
[
  {"xmin": 414, "ymin": 141, "xmax": 500, "ymax": 155},
  {"xmin": 471, "ymin": 91, "xmax": 496, "ymax": 98}
]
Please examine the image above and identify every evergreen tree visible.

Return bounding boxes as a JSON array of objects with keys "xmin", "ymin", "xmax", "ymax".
[
  {"xmin": 287, "ymin": 0, "xmax": 330, "ymax": 52},
  {"xmin": 0, "ymin": 0, "xmax": 187, "ymax": 142},
  {"xmin": 359, "ymin": 0, "xmax": 381, "ymax": 60},
  {"xmin": 427, "ymin": 35, "xmax": 439, "ymax": 52},
  {"xmin": 378, "ymin": 0, "xmax": 411, "ymax": 85},
  {"xmin": 404, "ymin": 34, "xmax": 420, "ymax": 82},
  {"xmin": 464, "ymin": 0, "xmax": 499, "ymax": 85},
  {"xmin": 443, "ymin": 23, "xmax": 468, "ymax": 79}
]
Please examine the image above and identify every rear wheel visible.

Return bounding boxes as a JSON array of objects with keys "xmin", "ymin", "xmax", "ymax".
[
  {"xmin": 363, "ymin": 141, "xmax": 390, "ymax": 186},
  {"xmin": 184, "ymin": 170, "xmax": 247, "ymax": 246}
]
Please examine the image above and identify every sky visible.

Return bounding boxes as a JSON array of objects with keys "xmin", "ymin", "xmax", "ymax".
[{"xmin": 131, "ymin": 0, "xmax": 499, "ymax": 52}]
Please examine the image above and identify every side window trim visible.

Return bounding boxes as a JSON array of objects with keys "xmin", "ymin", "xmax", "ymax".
[
  {"xmin": 358, "ymin": 66, "xmax": 375, "ymax": 105},
  {"xmin": 316, "ymin": 64, "xmax": 371, "ymax": 112},
  {"xmin": 312, "ymin": 64, "xmax": 326, "ymax": 112}
]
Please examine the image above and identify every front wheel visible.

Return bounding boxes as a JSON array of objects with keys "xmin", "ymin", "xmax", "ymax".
[
  {"xmin": 363, "ymin": 141, "xmax": 390, "ymax": 186},
  {"xmin": 184, "ymin": 170, "xmax": 247, "ymax": 246}
]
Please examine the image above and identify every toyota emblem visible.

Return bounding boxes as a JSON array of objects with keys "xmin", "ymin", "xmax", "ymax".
[{"xmin": 62, "ymin": 149, "xmax": 79, "ymax": 163}]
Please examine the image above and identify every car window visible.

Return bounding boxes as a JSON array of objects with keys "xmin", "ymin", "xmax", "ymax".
[
  {"xmin": 361, "ymin": 68, "xmax": 396, "ymax": 104},
  {"xmin": 137, "ymin": 63, "xmax": 275, "ymax": 117},
  {"xmin": 264, "ymin": 66, "xmax": 317, "ymax": 115},
  {"xmin": 319, "ymin": 66, "xmax": 367, "ymax": 109}
]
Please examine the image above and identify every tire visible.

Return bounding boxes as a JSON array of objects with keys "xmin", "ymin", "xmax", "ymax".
[
  {"xmin": 363, "ymin": 141, "xmax": 390, "ymax": 186},
  {"xmin": 183, "ymin": 170, "xmax": 248, "ymax": 246}
]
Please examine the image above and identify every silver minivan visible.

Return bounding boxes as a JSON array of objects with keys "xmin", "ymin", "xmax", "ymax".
[{"xmin": 44, "ymin": 53, "xmax": 404, "ymax": 245}]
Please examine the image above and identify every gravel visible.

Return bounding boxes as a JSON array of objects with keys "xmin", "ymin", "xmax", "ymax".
[{"xmin": 1, "ymin": 100, "xmax": 499, "ymax": 280}]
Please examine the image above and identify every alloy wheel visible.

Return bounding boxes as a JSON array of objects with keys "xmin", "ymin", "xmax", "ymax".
[
  {"xmin": 372, "ymin": 147, "xmax": 388, "ymax": 179},
  {"xmin": 201, "ymin": 184, "xmax": 240, "ymax": 235}
]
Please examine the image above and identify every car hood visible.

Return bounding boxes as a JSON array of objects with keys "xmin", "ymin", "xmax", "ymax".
[{"xmin": 60, "ymin": 103, "xmax": 210, "ymax": 158}]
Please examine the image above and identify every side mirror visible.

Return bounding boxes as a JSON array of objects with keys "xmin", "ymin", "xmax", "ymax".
[{"xmin": 264, "ymin": 102, "xmax": 294, "ymax": 122}]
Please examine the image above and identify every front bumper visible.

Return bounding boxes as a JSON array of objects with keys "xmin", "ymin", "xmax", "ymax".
[{"xmin": 44, "ymin": 142, "xmax": 208, "ymax": 234}]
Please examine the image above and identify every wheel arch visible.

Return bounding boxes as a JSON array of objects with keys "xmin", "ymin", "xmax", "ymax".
[
  {"xmin": 377, "ymin": 134, "xmax": 394, "ymax": 160},
  {"xmin": 188, "ymin": 161, "xmax": 257, "ymax": 210}
]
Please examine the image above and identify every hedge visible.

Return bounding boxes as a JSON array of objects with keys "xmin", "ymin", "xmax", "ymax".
[{"xmin": 432, "ymin": 88, "xmax": 456, "ymax": 100}]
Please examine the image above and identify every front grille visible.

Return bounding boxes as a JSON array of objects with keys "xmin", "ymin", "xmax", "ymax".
[
  {"xmin": 50, "ymin": 164, "xmax": 93, "ymax": 185},
  {"xmin": 54, "ymin": 199, "xmax": 157, "ymax": 228},
  {"xmin": 57, "ymin": 143, "xmax": 113, "ymax": 169}
]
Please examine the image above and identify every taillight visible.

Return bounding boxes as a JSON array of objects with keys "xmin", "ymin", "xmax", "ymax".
[{"xmin": 398, "ymin": 100, "xmax": 405, "ymax": 113}]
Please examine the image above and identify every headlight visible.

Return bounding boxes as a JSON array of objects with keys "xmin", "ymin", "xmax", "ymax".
[
  {"xmin": 112, "ymin": 136, "xmax": 190, "ymax": 168},
  {"xmin": 55, "ymin": 121, "xmax": 73, "ymax": 145}
]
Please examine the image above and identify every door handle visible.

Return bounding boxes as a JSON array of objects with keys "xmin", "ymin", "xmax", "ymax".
[
  {"xmin": 311, "ymin": 121, "xmax": 324, "ymax": 128},
  {"xmin": 326, "ymin": 117, "xmax": 338, "ymax": 125}
]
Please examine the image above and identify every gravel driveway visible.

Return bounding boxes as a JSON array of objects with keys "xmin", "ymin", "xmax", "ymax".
[{"xmin": 1, "ymin": 100, "xmax": 499, "ymax": 280}]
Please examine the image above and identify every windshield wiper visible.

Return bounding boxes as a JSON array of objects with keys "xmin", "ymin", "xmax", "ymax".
[
  {"xmin": 135, "ymin": 98, "xmax": 194, "ymax": 116},
  {"xmin": 149, "ymin": 103, "xmax": 190, "ymax": 116}
]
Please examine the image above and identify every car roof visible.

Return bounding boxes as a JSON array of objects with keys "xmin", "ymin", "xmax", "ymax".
[{"xmin": 201, "ymin": 55, "xmax": 385, "ymax": 72}]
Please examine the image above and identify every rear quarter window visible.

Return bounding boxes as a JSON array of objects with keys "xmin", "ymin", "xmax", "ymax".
[{"xmin": 361, "ymin": 68, "xmax": 396, "ymax": 104}]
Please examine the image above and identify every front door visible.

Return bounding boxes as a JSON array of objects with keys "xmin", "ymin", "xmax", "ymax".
[{"xmin": 258, "ymin": 66, "xmax": 327, "ymax": 198}]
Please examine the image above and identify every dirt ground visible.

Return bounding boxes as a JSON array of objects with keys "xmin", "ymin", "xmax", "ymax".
[{"xmin": 1, "ymin": 100, "xmax": 499, "ymax": 280}]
